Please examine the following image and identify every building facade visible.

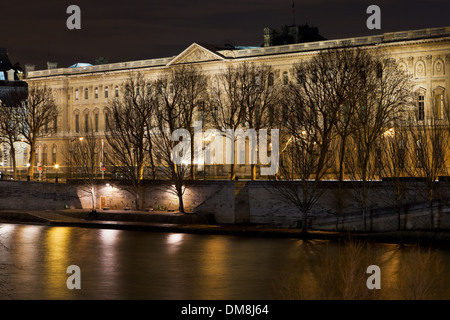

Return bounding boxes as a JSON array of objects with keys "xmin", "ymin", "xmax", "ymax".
[{"xmin": 24, "ymin": 26, "xmax": 450, "ymax": 179}]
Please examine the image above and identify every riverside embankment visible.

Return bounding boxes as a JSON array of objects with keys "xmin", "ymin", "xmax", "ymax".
[{"xmin": 2, "ymin": 209, "xmax": 450, "ymax": 247}]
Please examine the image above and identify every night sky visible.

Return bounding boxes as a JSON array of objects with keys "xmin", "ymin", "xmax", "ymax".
[{"xmin": 1, "ymin": 0, "xmax": 449, "ymax": 70}]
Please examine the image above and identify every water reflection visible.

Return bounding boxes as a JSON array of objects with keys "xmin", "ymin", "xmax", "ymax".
[{"xmin": 0, "ymin": 223, "xmax": 450, "ymax": 299}]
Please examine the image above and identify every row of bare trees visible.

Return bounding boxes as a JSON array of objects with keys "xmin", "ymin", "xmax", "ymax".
[
  {"xmin": 0, "ymin": 85, "xmax": 59, "ymax": 180},
  {"xmin": 275, "ymin": 47, "xmax": 449, "ymax": 233}
]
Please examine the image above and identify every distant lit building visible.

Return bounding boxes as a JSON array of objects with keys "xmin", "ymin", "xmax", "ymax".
[{"xmin": 25, "ymin": 26, "xmax": 450, "ymax": 178}]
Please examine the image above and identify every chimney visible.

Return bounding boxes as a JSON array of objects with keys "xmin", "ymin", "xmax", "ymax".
[
  {"xmin": 24, "ymin": 64, "xmax": 35, "ymax": 78},
  {"xmin": 47, "ymin": 61, "xmax": 58, "ymax": 70},
  {"xmin": 263, "ymin": 27, "xmax": 274, "ymax": 47},
  {"xmin": 6, "ymin": 69, "xmax": 15, "ymax": 81}
]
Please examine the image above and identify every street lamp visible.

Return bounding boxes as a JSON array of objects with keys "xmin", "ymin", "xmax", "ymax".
[{"xmin": 54, "ymin": 164, "xmax": 59, "ymax": 183}]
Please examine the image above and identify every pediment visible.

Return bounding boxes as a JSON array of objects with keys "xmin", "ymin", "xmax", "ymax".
[{"xmin": 167, "ymin": 43, "xmax": 225, "ymax": 66}]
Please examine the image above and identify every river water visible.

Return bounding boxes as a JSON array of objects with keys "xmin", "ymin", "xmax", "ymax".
[{"xmin": 1, "ymin": 223, "xmax": 450, "ymax": 300}]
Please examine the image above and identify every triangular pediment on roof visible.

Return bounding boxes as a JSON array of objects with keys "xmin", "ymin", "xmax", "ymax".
[{"xmin": 167, "ymin": 43, "xmax": 226, "ymax": 66}]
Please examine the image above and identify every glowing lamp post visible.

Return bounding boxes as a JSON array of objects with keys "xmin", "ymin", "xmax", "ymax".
[{"xmin": 54, "ymin": 164, "xmax": 59, "ymax": 183}]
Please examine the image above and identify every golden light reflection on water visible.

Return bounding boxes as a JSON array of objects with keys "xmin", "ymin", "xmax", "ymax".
[
  {"xmin": 2, "ymin": 223, "xmax": 450, "ymax": 300},
  {"xmin": 197, "ymin": 236, "xmax": 233, "ymax": 299},
  {"xmin": 44, "ymin": 227, "xmax": 71, "ymax": 299},
  {"xmin": 99, "ymin": 229, "xmax": 120, "ymax": 246}
]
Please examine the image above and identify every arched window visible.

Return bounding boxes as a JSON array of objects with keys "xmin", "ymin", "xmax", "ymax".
[
  {"xmin": 95, "ymin": 113, "xmax": 99, "ymax": 132},
  {"xmin": 268, "ymin": 73, "xmax": 274, "ymax": 86},
  {"xmin": 74, "ymin": 112, "xmax": 80, "ymax": 133},
  {"xmin": 84, "ymin": 88, "xmax": 89, "ymax": 99},
  {"xmin": 115, "ymin": 86, "xmax": 119, "ymax": 97},
  {"xmin": 433, "ymin": 87, "xmax": 445, "ymax": 120},
  {"xmin": 104, "ymin": 86, "xmax": 109, "ymax": 98},
  {"xmin": 84, "ymin": 112, "xmax": 89, "ymax": 132},
  {"xmin": 104, "ymin": 108, "xmax": 110, "ymax": 131},
  {"xmin": 42, "ymin": 145, "xmax": 48, "ymax": 166},
  {"xmin": 52, "ymin": 145, "xmax": 57, "ymax": 165},
  {"xmin": 283, "ymin": 71, "xmax": 288, "ymax": 85},
  {"xmin": 95, "ymin": 87, "xmax": 99, "ymax": 99}
]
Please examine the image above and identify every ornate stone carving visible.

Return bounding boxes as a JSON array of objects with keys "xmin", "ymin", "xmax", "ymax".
[
  {"xmin": 170, "ymin": 44, "xmax": 222, "ymax": 65},
  {"xmin": 415, "ymin": 60, "xmax": 426, "ymax": 77},
  {"xmin": 407, "ymin": 56, "xmax": 414, "ymax": 67},
  {"xmin": 434, "ymin": 59, "xmax": 445, "ymax": 76}
]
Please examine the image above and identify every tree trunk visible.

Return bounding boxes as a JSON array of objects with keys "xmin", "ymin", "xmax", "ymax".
[
  {"xmin": 230, "ymin": 163, "xmax": 236, "ymax": 180},
  {"xmin": 135, "ymin": 190, "xmax": 140, "ymax": 211},
  {"xmin": 148, "ymin": 139, "xmax": 157, "ymax": 180},
  {"xmin": 301, "ymin": 209, "xmax": 308, "ymax": 235},
  {"xmin": 338, "ymin": 137, "xmax": 347, "ymax": 182},
  {"xmin": 429, "ymin": 200, "xmax": 434, "ymax": 229},
  {"xmin": 10, "ymin": 144, "xmax": 17, "ymax": 180},
  {"xmin": 177, "ymin": 189, "xmax": 185, "ymax": 213},
  {"xmin": 91, "ymin": 186, "xmax": 96, "ymax": 211},
  {"xmin": 28, "ymin": 142, "xmax": 36, "ymax": 180}
]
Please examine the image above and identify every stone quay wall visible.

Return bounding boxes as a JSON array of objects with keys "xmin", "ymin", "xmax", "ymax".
[{"xmin": 0, "ymin": 179, "xmax": 448, "ymax": 231}]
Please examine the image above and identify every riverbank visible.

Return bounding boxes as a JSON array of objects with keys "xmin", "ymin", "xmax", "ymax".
[{"xmin": 1, "ymin": 209, "xmax": 450, "ymax": 247}]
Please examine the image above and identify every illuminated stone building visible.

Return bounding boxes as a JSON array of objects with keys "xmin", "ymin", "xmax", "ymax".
[{"xmin": 24, "ymin": 26, "xmax": 450, "ymax": 179}]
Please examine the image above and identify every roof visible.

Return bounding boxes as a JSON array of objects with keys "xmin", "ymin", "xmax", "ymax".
[{"xmin": 69, "ymin": 63, "xmax": 93, "ymax": 68}]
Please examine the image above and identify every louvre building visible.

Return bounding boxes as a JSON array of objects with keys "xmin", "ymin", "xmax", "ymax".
[{"xmin": 23, "ymin": 26, "xmax": 450, "ymax": 180}]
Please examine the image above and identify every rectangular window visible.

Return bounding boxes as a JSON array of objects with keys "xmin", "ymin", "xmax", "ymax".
[
  {"xmin": 75, "ymin": 89, "xmax": 79, "ymax": 100},
  {"xmin": 434, "ymin": 93, "xmax": 443, "ymax": 119},
  {"xmin": 42, "ymin": 151, "xmax": 48, "ymax": 166},
  {"xmin": 85, "ymin": 88, "xmax": 89, "ymax": 99},
  {"xmin": 283, "ymin": 72, "xmax": 288, "ymax": 85},
  {"xmin": 95, "ymin": 88, "xmax": 98, "ymax": 99},
  {"xmin": 418, "ymin": 95, "xmax": 425, "ymax": 121},
  {"xmin": 115, "ymin": 86, "xmax": 119, "ymax": 97},
  {"xmin": 105, "ymin": 87, "xmax": 109, "ymax": 98},
  {"xmin": 52, "ymin": 147, "xmax": 57, "ymax": 165},
  {"xmin": 95, "ymin": 113, "xmax": 99, "ymax": 132},
  {"xmin": 75, "ymin": 114, "xmax": 79, "ymax": 133},
  {"xmin": 105, "ymin": 114, "xmax": 110, "ymax": 131},
  {"xmin": 85, "ymin": 114, "xmax": 89, "ymax": 132}
]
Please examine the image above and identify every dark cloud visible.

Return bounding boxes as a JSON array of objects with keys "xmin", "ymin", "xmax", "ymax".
[{"xmin": 1, "ymin": 0, "xmax": 449, "ymax": 70}]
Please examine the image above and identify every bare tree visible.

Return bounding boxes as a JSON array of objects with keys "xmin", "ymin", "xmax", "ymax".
[
  {"xmin": 105, "ymin": 72, "xmax": 155, "ymax": 210},
  {"xmin": 151, "ymin": 65, "xmax": 207, "ymax": 213},
  {"xmin": 379, "ymin": 126, "xmax": 410, "ymax": 230},
  {"xmin": 210, "ymin": 64, "xmax": 249, "ymax": 180},
  {"xmin": 238, "ymin": 62, "xmax": 279, "ymax": 180},
  {"xmin": 346, "ymin": 50, "xmax": 413, "ymax": 230},
  {"xmin": 0, "ymin": 90, "xmax": 25, "ymax": 179},
  {"xmin": 63, "ymin": 126, "xmax": 102, "ymax": 211},
  {"xmin": 274, "ymin": 47, "xmax": 365, "ymax": 234},
  {"xmin": 16, "ymin": 85, "xmax": 59, "ymax": 180},
  {"xmin": 406, "ymin": 115, "xmax": 449, "ymax": 229}
]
